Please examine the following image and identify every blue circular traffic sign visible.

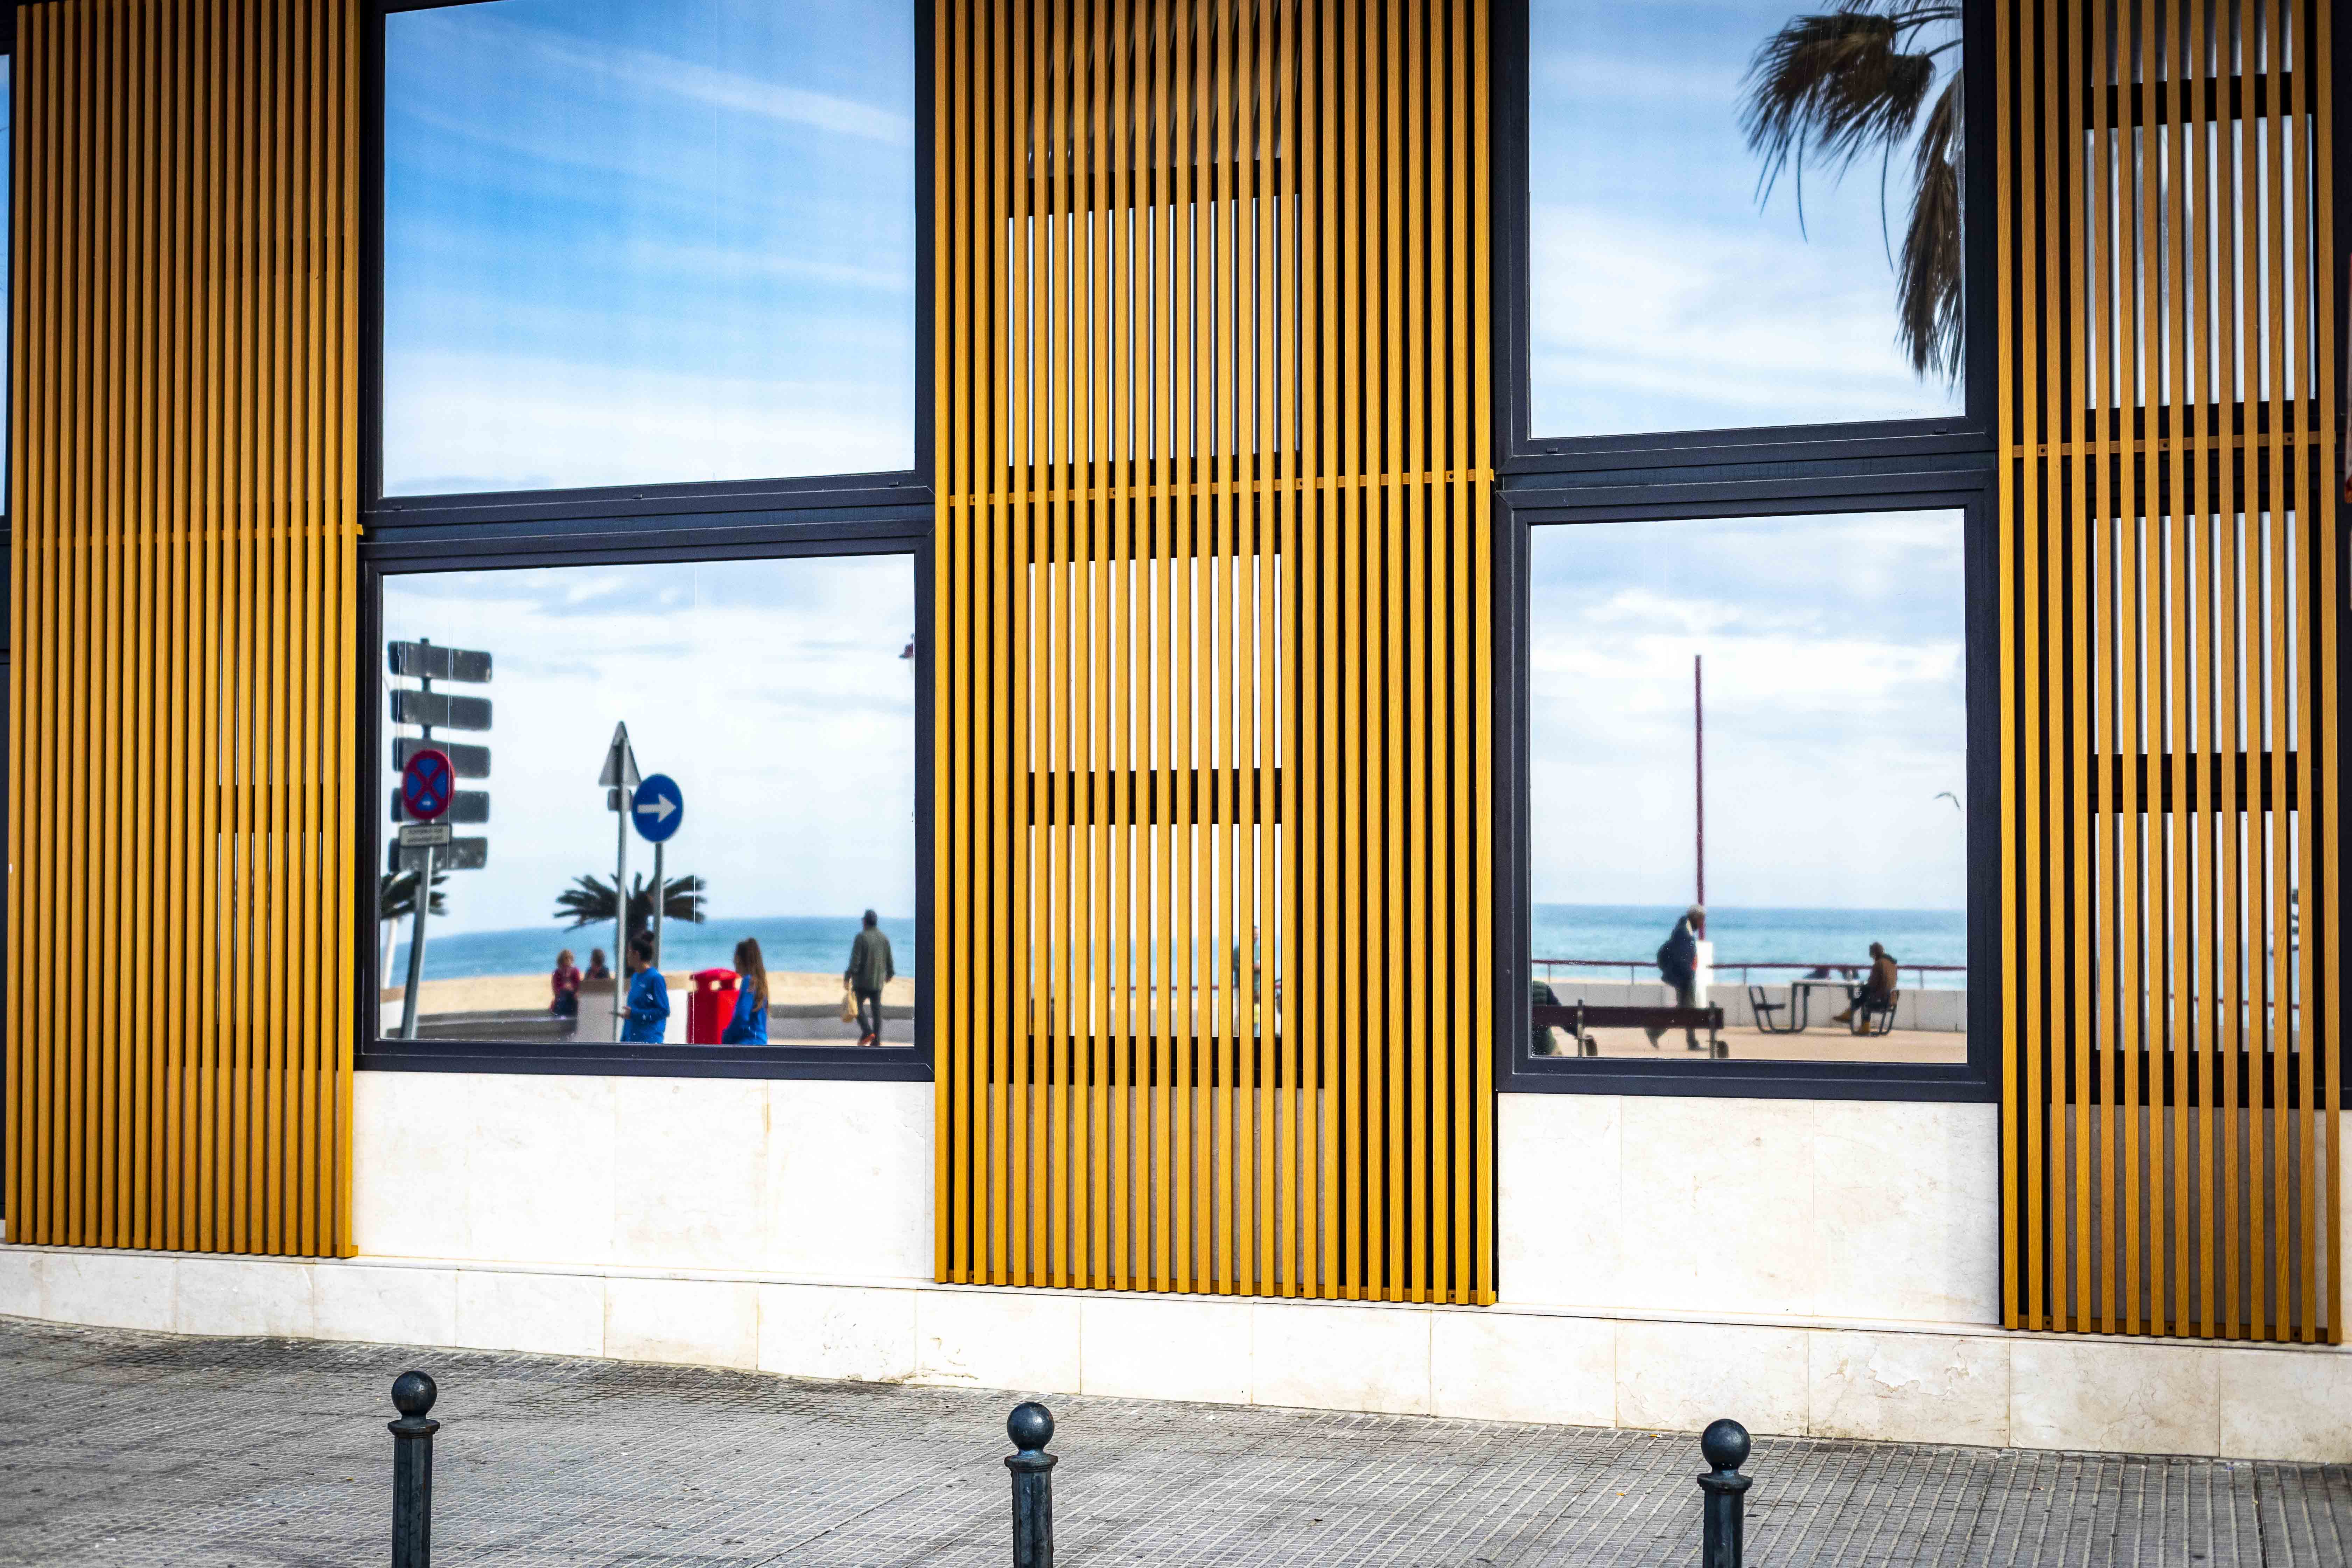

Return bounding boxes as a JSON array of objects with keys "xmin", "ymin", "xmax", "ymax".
[
  {"xmin": 401, "ymin": 748, "xmax": 455, "ymax": 821},
  {"xmin": 632, "ymin": 772, "xmax": 685, "ymax": 844}
]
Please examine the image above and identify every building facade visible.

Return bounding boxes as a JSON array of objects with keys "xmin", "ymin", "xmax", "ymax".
[{"xmin": 0, "ymin": 0, "xmax": 2346, "ymax": 1461}]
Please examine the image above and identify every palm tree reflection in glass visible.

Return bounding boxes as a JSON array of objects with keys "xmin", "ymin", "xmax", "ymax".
[
  {"xmin": 553, "ymin": 872, "xmax": 708, "ymax": 950},
  {"xmin": 1741, "ymin": 1, "xmax": 1963, "ymax": 386}
]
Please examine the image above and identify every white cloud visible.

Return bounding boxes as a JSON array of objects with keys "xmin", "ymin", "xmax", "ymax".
[
  {"xmin": 1527, "ymin": 513, "xmax": 1968, "ymax": 910},
  {"xmin": 382, "ymin": 349, "xmax": 913, "ymax": 494},
  {"xmin": 400, "ymin": 6, "xmax": 912, "ymax": 149}
]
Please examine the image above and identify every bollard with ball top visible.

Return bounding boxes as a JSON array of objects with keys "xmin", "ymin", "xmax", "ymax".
[
  {"xmin": 1697, "ymin": 1418, "xmax": 1751, "ymax": 1568},
  {"xmin": 389, "ymin": 1370, "xmax": 440, "ymax": 1568},
  {"xmin": 1005, "ymin": 1401, "xmax": 1057, "ymax": 1568}
]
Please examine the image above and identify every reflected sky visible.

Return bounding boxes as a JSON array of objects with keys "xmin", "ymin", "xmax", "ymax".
[
  {"xmin": 1528, "ymin": 511, "xmax": 1967, "ymax": 911},
  {"xmin": 382, "ymin": 556, "xmax": 917, "ymax": 936},
  {"xmin": 383, "ymin": 0, "xmax": 915, "ymax": 495},
  {"xmin": 1529, "ymin": 0, "xmax": 1963, "ymax": 436}
]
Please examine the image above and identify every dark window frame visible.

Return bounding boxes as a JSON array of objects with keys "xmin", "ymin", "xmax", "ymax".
[
  {"xmin": 354, "ymin": 0, "xmax": 936, "ymax": 1084},
  {"xmin": 1489, "ymin": 0, "xmax": 2005, "ymax": 1102}
]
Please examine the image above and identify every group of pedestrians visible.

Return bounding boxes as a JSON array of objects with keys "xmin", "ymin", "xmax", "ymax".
[{"xmin": 545, "ymin": 912, "xmax": 897, "ymax": 1047}]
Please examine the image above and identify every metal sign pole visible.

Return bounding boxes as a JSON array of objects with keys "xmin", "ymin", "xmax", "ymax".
[
  {"xmin": 398, "ymin": 844, "xmax": 434, "ymax": 1041},
  {"xmin": 652, "ymin": 841, "xmax": 665, "ymax": 975},
  {"xmin": 614, "ymin": 786, "xmax": 630, "ymax": 1042},
  {"xmin": 400, "ymin": 648, "xmax": 437, "ymax": 1041}
]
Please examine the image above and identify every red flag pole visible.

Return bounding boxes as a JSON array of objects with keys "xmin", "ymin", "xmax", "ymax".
[{"xmin": 1694, "ymin": 653, "xmax": 1706, "ymax": 919}]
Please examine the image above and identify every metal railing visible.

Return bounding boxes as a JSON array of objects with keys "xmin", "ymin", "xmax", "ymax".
[{"xmin": 1534, "ymin": 956, "xmax": 1967, "ymax": 990}]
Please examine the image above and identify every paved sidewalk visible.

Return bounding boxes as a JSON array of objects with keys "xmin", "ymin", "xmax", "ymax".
[{"xmin": 2, "ymin": 1317, "xmax": 2349, "ymax": 1568}]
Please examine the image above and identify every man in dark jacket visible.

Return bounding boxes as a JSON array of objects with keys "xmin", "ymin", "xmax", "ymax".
[
  {"xmin": 1833, "ymin": 941, "xmax": 1900, "ymax": 1027},
  {"xmin": 1646, "ymin": 905, "xmax": 1705, "ymax": 1050},
  {"xmin": 845, "ymin": 910, "xmax": 896, "ymax": 1046}
]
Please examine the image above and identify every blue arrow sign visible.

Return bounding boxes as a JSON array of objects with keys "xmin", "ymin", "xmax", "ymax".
[{"xmin": 631, "ymin": 772, "xmax": 685, "ymax": 844}]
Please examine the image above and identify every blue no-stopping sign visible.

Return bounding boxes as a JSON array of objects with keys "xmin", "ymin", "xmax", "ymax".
[
  {"xmin": 632, "ymin": 772, "xmax": 684, "ymax": 843},
  {"xmin": 400, "ymin": 748, "xmax": 455, "ymax": 822}
]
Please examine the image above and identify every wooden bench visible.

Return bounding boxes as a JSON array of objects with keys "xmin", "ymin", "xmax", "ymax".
[{"xmin": 1532, "ymin": 1001, "xmax": 1726, "ymax": 1057}]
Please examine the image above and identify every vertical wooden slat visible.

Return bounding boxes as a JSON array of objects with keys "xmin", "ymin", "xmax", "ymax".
[
  {"xmin": 935, "ymin": 0, "xmax": 1493, "ymax": 1302},
  {"xmin": 2003, "ymin": 0, "xmax": 2339, "ymax": 1343},
  {"xmin": 5, "ymin": 0, "xmax": 359, "ymax": 1258}
]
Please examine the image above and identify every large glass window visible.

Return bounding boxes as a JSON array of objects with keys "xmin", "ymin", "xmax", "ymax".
[
  {"xmin": 382, "ymin": 0, "xmax": 916, "ymax": 495},
  {"xmin": 378, "ymin": 555, "xmax": 919, "ymax": 1050},
  {"xmin": 1526, "ymin": 0, "xmax": 1963, "ymax": 438},
  {"xmin": 1527, "ymin": 511, "xmax": 1967, "ymax": 1065}
]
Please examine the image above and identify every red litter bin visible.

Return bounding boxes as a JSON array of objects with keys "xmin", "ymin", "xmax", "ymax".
[{"xmin": 688, "ymin": 968, "xmax": 740, "ymax": 1045}]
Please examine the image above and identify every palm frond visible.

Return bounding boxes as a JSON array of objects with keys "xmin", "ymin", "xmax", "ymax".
[
  {"xmin": 553, "ymin": 872, "xmax": 708, "ymax": 941},
  {"xmin": 1741, "ymin": 0, "xmax": 1965, "ymax": 383},
  {"xmin": 1742, "ymin": 6, "xmax": 1936, "ymax": 207},
  {"xmin": 1899, "ymin": 72, "xmax": 1965, "ymax": 382},
  {"xmin": 378, "ymin": 866, "xmax": 449, "ymax": 922}
]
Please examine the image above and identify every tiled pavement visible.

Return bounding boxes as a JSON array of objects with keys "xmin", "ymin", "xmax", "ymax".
[{"xmin": 3, "ymin": 1316, "xmax": 2349, "ymax": 1567}]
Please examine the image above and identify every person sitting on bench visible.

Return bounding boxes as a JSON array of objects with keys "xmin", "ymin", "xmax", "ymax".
[
  {"xmin": 1646, "ymin": 905, "xmax": 1706, "ymax": 1051},
  {"xmin": 1832, "ymin": 942, "xmax": 1899, "ymax": 1026}
]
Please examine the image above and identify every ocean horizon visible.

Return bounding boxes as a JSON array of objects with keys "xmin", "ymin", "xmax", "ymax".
[
  {"xmin": 390, "ymin": 914, "xmax": 920, "ymax": 985},
  {"xmin": 390, "ymin": 903, "xmax": 1965, "ymax": 989},
  {"xmin": 1532, "ymin": 902, "xmax": 1967, "ymax": 987}
]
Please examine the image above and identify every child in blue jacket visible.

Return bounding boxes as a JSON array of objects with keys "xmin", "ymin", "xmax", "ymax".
[{"xmin": 621, "ymin": 934, "xmax": 670, "ymax": 1043}]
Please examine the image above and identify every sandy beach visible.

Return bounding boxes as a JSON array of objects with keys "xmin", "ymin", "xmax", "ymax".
[{"xmin": 383, "ymin": 969, "xmax": 917, "ymax": 1011}]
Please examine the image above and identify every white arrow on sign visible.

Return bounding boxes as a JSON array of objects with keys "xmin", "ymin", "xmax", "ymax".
[{"xmin": 635, "ymin": 793, "xmax": 678, "ymax": 824}]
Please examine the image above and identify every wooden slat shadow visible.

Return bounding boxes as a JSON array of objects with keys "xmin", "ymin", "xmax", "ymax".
[
  {"xmin": 1998, "ymin": 0, "xmax": 2339, "ymax": 1342},
  {"xmin": 932, "ymin": 0, "xmax": 1495, "ymax": 1304}
]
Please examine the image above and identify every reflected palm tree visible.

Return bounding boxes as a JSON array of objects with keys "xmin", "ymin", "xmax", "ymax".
[
  {"xmin": 553, "ymin": 872, "xmax": 707, "ymax": 946},
  {"xmin": 1741, "ymin": 1, "xmax": 1963, "ymax": 384}
]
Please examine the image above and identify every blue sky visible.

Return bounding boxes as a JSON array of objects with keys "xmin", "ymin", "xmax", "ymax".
[
  {"xmin": 382, "ymin": 555, "xmax": 918, "ymax": 936},
  {"xmin": 382, "ymin": 0, "xmax": 915, "ymax": 494},
  {"xmin": 1528, "ymin": 0, "xmax": 1963, "ymax": 436},
  {"xmin": 1528, "ymin": 511, "xmax": 1968, "ymax": 911}
]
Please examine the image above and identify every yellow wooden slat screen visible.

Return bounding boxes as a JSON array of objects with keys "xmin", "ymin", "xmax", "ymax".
[
  {"xmin": 3, "ymin": 0, "xmax": 361, "ymax": 1256},
  {"xmin": 932, "ymin": 0, "xmax": 1495, "ymax": 1302},
  {"xmin": 1997, "ymin": 0, "xmax": 2339, "ymax": 1339}
]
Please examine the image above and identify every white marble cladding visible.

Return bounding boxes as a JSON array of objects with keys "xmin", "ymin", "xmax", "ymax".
[
  {"xmin": 349, "ymin": 1072, "xmax": 933, "ymax": 1281},
  {"xmin": 4, "ymin": 1247, "xmax": 2349, "ymax": 1462},
  {"xmin": 1498, "ymin": 1093, "xmax": 2002, "ymax": 1326}
]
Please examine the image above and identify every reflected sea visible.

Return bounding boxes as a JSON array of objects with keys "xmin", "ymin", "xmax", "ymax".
[
  {"xmin": 392, "ymin": 915, "xmax": 920, "ymax": 983},
  {"xmin": 393, "ymin": 905, "xmax": 1960, "ymax": 988},
  {"xmin": 1532, "ymin": 903, "xmax": 1966, "ymax": 988}
]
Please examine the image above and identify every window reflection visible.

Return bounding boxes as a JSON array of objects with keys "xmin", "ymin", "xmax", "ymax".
[
  {"xmin": 379, "ymin": 555, "xmax": 919, "ymax": 1049},
  {"xmin": 1527, "ymin": 512, "xmax": 1967, "ymax": 1064},
  {"xmin": 383, "ymin": 0, "xmax": 915, "ymax": 494},
  {"xmin": 1527, "ymin": 0, "xmax": 1963, "ymax": 438}
]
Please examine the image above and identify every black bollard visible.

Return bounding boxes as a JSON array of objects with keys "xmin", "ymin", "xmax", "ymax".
[
  {"xmin": 389, "ymin": 1370, "xmax": 440, "ymax": 1568},
  {"xmin": 1005, "ymin": 1401, "xmax": 1057, "ymax": 1568},
  {"xmin": 1696, "ymin": 1418, "xmax": 1751, "ymax": 1568}
]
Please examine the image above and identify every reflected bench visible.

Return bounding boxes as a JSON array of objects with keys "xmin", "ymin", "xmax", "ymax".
[{"xmin": 1532, "ymin": 1001, "xmax": 1726, "ymax": 1059}]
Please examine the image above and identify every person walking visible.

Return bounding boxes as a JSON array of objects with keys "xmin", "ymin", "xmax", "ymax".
[
  {"xmin": 844, "ymin": 910, "xmax": 896, "ymax": 1046},
  {"xmin": 1646, "ymin": 904, "xmax": 1706, "ymax": 1051},
  {"xmin": 549, "ymin": 948, "xmax": 583, "ymax": 1036},
  {"xmin": 721, "ymin": 937, "xmax": 770, "ymax": 1045},
  {"xmin": 620, "ymin": 934, "xmax": 670, "ymax": 1044}
]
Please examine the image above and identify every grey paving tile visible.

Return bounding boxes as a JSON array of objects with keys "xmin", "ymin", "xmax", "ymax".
[{"xmin": 1, "ymin": 1316, "xmax": 2348, "ymax": 1567}]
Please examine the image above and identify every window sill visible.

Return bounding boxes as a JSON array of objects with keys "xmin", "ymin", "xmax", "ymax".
[{"xmin": 356, "ymin": 1040, "xmax": 931, "ymax": 1082}]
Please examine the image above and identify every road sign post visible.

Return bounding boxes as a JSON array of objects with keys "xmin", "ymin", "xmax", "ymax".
[
  {"xmin": 386, "ymin": 640, "xmax": 492, "ymax": 1042},
  {"xmin": 394, "ymin": 748, "xmax": 454, "ymax": 1042},
  {"xmin": 599, "ymin": 724, "xmax": 643, "ymax": 1042},
  {"xmin": 631, "ymin": 774, "xmax": 685, "ymax": 973}
]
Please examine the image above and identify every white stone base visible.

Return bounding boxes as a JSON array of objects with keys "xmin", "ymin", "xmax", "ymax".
[{"xmin": 3, "ymin": 1242, "xmax": 2346, "ymax": 1462}]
